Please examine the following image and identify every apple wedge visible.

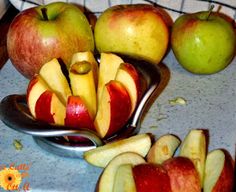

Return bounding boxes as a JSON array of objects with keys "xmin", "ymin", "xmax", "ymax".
[
  {"xmin": 96, "ymin": 152, "xmax": 145, "ymax": 192},
  {"xmin": 83, "ymin": 133, "xmax": 152, "ymax": 167},
  {"xmin": 35, "ymin": 90, "xmax": 66, "ymax": 125},
  {"xmin": 203, "ymin": 149, "xmax": 234, "ymax": 192},
  {"xmin": 179, "ymin": 129, "xmax": 207, "ymax": 187},
  {"xmin": 39, "ymin": 58, "xmax": 71, "ymax": 104},
  {"xmin": 94, "ymin": 80, "xmax": 131, "ymax": 138},
  {"xmin": 69, "ymin": 61, "xmax": 97, "ymax": 119},
  {"xmin": 71, "ymin": 51, "xmax": 98, "ymax": 87},
  {"xmin": 133, "ymin": 163, "xmax": 172, "ymax": 192},
  {"xmin": 97, "ymin": 52, "xmax": 124, "ymax": 103},
  {"xmin": 115, "ymin": 62, "xmax": 141, "ymax": 115},
  {"xmin": 113, "ymin": 164, "xmax": 137, "ymax": 192},
  {"xmin": 163, "ymin": 156, "xmax": 201, "ymax": 192},
  {"xmin": 147, "ymin": 134, "xmax": 181, "ymax": 164}
]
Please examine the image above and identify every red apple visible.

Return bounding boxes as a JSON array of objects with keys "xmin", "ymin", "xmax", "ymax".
[
  {"xmin": 132, "ymin": 163, "xmax": 172, "ymax": 192},
  {"xmin": 163, "ymin": 156, "xmax": 201, "ymax": 192},
  {"xmin": 94, "ymin": 80, "xmax": 131, "ymax": 138},
  {"xmin": 7, "ymin": 2, "xmax": 94, "ymax": 78}
]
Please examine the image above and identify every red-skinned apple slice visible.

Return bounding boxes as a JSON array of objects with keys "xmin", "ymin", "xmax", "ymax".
[
  {"xmin": 35, "ymin": 90, "xmax": 66, "ymax": 125},
  {"xmin": 203, "ymin": 149, "xmax": 234, "ymax": 192},
  {"xmin": 113, "ymin": 164, "xmax": 137, "ymax": 192},
  {"xmin": 97, "ymin": 53, "xmax": 124, "ymax": 103},
  {"xmin": 147, "ymin": 134, "xmax": 181, "ymax": 164},
  {"xmin": 39, "ymin": 58, "xmax": 71, "ymax": 104},
  {"xmin": 69, "ymin": 61, "xmax": 97, "ymax": 119},
  {"xmin": 83, "ymin": 133, "xmax": 152, "ymax": 168},
  {"xmin": 94, "ymin": 80, "xmax": 131, "ymax": 138},
  {"xmin": 115, "ymin": 62, "xmax": 141, "ymax": 115},
  {"xmin": 132, "ymin": 163, "xmax": 172, "ymax": 192},
  {"xmin": 96, "ymin": 152, "xmax": 145, "ymax": 192},
  {"xmin": 162, "ymin": 156, "xmax": 201, "ymax": 192},
  {"xmin": 179, "ymin": 129, "xmax": 207, "ymax": 187}
]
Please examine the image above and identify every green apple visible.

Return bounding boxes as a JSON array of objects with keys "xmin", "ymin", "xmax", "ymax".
[
  {"xmin": 94, "ymin": 4, "xmax": 169, "ymax": 64},
  {"xmin": 171, "ymin": 9, "xmax": 236, "ymax": 74},
  {"xmin": 7, "ymin": 2, "xmax": 94, "ymax": 78}
]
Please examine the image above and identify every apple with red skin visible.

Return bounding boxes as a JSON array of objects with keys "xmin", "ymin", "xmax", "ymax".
[{"xmin": 7, "ymin": 2, "xmax": 94, "ymax": 78}]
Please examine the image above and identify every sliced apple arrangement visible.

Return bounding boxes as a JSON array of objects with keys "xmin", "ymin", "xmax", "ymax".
[
  {"xmin": 26, "ymin": 51, "xmax": 144, "ymax": 140},
  {"xmin": 83, "ymin": 129, "xmax": 235, "ymax": 192}
]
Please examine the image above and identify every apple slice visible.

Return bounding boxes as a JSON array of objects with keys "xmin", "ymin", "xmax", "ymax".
[
  {"xmin": 96, "ymin": 152, "xmax": 145, "ymax": 192},
  {"xmin": 94, "ymin": 80, "xmax": 131, "ymax": 138},
  {"xmin": 203, "ymin": 149, "xmax": 234, "ymax": 192},
  {"xmin": 179, "ymin": 129, "xmax": 207, "ymax": 187},
  {"xmin": 113, "ymin": 164, "xmax": 137, "ymax": 192},
  {"xmin": 97, "ymin": 52, "xmax": 124, "ymax": 103},
  {"xmin": 147, "ymin": 134, "xmax": 181, "ymax": 164},
  {"xmin": 163, "ymin": 156, "xmax": 201, "ymax": 192},
  {"xmin": 133, "ymin": 163, "xmax": 172, "ymax": 192},
  {"xmin": 115, "ymin": 62, "xmax": 141, "ymax": 115},
  {"xmin": 39, "ymin": 58, "xmax": 71, "ymax": 104},
  {"xmin": 35, "ymin": 90, "xmax": 66, "ymax": 125},
  {"xmin": 69, "ymin": 61, "xmax": 97, "ymax": 119},
  {"xmin": 83, "ymin": 133, "xmax": 152, "ymax": 167},
  {"xmin": 71, "ymin": 51, "xmax": 98, "ymax": 87},
  {"xmin": 27, "ymin": 75, "xmax": 49, "ymax": 118}
]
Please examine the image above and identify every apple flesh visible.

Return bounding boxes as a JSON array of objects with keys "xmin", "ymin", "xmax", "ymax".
[
  {"xmin": 83, "ymin": 133, "xmax": 152, "ymax": 168},
  {"xmin": 163, "ymin": 156, "xmax": 201, "ymax": 192},
  {"xmin": 171, "ymin": 11, "xmax": 236, "ymax": 74},
  {"xmin": 96, "ymin": 152, "xmax": 145, "ymax": 192},
  {"xmin": 203, "ymin": 149, "xmax": 234, "ymax": 192},
  {"xmin": 95, "ymin": 4, "xmax": 169, "ymax": 64},
  {"xmin": 94, "ymin": 80, "xmax": 131, "ymax": 138},
  {"xmin": 132, "ymin": 163, "xmax": 172, "ymax": 192},
  {"xmin": 7, "ymin": 2, "xmax": 94, "ymax": 78},
  {"xmin": 147, "ymin": 134, "xmax": 181, "ymax": 164}
]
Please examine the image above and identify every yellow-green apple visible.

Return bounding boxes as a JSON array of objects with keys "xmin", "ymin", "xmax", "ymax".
[
  {"xmin": 26, "ymin": 75, "xmax": 66, "ymax": 125},
  {"xmin": 94, "ymin": 80, "xmax": 131, "ymax": 138},
  {"xmin": 83, "ymin": 133, "xmax": 152, "ymax": 167},
  {"xmin": 96, "ymin": 152, "xmax": 145, "ymax": 192},
  {"xmin": 132, "ymin": 163, "xmax": 172, "ymax": 192},
  {"xmin": 7, "ymin": 2, "xmax": 94, "ymax": 78},
  {"xmin": 115, "ymin": 62, "xmax": 142, "ymax": 115},
  {"xmin": 179, "ymin": 129, "xmax": 207, "ymax": 187},
  {"xmin": 71, "ymin": 51, "xmax": 98, "ymax": 87},
  {"xmin": 94, "ymin": 4, "xmax": 169, "ymax": 64},
  {"xmin": 97, "ymin": 53, "xmax": 124, "ymax": 103},
  {"xmin": 39, "ymin": 58, "xmax": 71, "ymax": 105},
  {"xmin": 171, "ymin": 9, "xmax": 236, "ymax": 74},
  {"xmin": 204, "ymin": 149, "xmax": 234, "ymax": 192},
  {"xmin": 162, "ymin": 156, "xmax": 201, "ymax": 192},
  {"xmin": 69, "ymin": 61, "xmax": 97, "ymax": 119},
  {"xmin": 147, "ymin": 134, "xmax": 181, "ymax": 164},
  {"xmin": 113, "ymin": 164, "xmax": 137, "ymax": 192}
]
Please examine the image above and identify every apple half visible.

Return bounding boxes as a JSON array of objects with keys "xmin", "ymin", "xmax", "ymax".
[
  {"xmin": 179, "ymin": 129, "xmax": 207, "ymax": 187},
  {"xmin": 94, "ymin": 80, "xmax": 131, "ymax": 138},
  {"xmin": 163, "ymin": 156, "xmax": 201, "ymax": 192},
  {"xmin": 147, "ymin": 134, "xmax": 181, "ymax": 164},
  {"xmin": 83, "ymin": 133, "xmax": 152, "ymax": 167},
  {"xmin": 96, "ymin": 152, "xmax": 145, "ymax": 192},
  {"xmin": 203, "ymin": 149, "xmax": 234, "ymax": 192}
]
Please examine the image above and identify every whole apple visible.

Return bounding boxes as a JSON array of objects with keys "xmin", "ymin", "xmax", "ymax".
[
  {"xmin": 171, "ymin": 10, "xmax": 236, "ymax": 74},
  {"xmin": 94, "ymin": 4, "xmax": 170, "ymax": 65},
  {"xmin": 7, "ymin": 2, "xmax": 94, "ymax": 79}
]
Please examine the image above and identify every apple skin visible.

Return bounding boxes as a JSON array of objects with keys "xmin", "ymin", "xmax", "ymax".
[
  {"xmin": 132, "ymin": 163, "xmax": 172, "ymax": 192},
  {"xmin": 94, "ymin": 4, "xmax": 169, "ymax": 64},
  {"xmin": 162, "ymin": 156, "xmax": 201, "ymax": 192},
  {"xmin": 7, "ymin": 2, "xmax": 94, "ymax": 79},
  {"xmin": 171, "ymin": 11, "xmax": 236, "ymax": 74}
]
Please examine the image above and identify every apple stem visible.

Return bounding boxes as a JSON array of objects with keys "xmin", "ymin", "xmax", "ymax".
[
  {"xmin": 41, "ymin": 8, "xmax": 49, "ymax": 21},
  {"xmin": 206, "ymin": 5, "xmax": 214, "ymax": 20}
]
